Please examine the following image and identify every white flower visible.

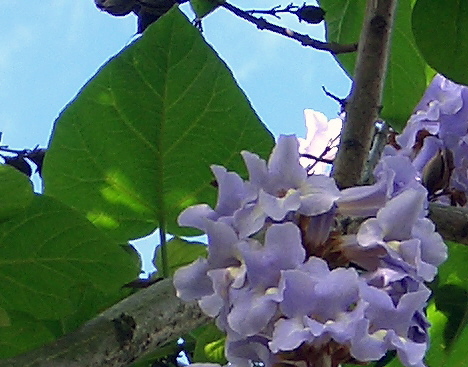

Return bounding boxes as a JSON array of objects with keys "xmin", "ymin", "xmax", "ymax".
[{"xmin": 298, "ymin": 109, "xmax": 342, "ymax": 175}]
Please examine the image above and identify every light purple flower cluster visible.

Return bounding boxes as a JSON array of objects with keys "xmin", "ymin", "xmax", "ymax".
[
  {"xmin": 173, "ymin": 135, "xmax": 447, "ymax": 367},
  {"xmin": 384, "ymin": 74, "xmax": 468, "ymax": 206}
]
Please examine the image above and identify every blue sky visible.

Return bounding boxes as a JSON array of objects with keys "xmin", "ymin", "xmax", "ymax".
[{"xmin": 0, "ymin": 1, "xmax": 351, "ymax": 274}]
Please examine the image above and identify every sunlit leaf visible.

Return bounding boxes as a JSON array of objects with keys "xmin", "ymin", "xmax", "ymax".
[
  {"xmin": 44, "ymin": 7, "xmax": 274, "ymax": 242},
  {"xmin": 191, "ymin": 322, "xmax": 227, "ymax": 364},
  {"xmin": 0, "ymin": 194, "xmax": 140, "ymax": 319}
]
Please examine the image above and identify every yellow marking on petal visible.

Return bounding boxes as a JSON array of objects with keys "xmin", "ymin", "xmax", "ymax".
[
  {"xmin": 265, "ymin": 287, "xmax": 278, "ymax": 295},
  {"xmin": 387, "ymin": 240, "xmax": 401, "ymax": 252}
]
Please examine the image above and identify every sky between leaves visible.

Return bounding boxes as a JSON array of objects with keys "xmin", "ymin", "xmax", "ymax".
[{"xmin": 0, "ymin": 0, "xmax": 350, "ymax": 274}]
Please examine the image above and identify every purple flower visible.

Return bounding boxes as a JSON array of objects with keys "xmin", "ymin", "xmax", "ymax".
[
  {"xmin": 355, "ymin": 189, "xmax": 447, "ymax": 281},
  {"xmin": 350, "ymin": 279, "xmax": 431, "ymax": 367},
  {"xmin": 337, "ymin": 155, "xmax": 425, "ymax": 217},
  {"xmin": 179, "ymin": 135, "xmax": 340, "ymax": 239},
  {"xmin": 227, "ymin": 222, "xmax": 306, "ymax": 336},
  {"xmin": 240, "ymin": 135, "xmax": 340, "ymax": 231},
  {"xmin": 269, "ymin": 257, "xmax": 368, "ymax": 353}
]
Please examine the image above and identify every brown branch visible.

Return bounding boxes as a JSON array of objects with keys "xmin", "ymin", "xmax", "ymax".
[
  {"xmin": 332, "ymin": 0, "xmax": 398, "ymax": 188},
  {"xmin": 428, "ymin": 203, "xmax": 468, "ymax": 245},
  {"xmin": 0, "ymin": 279, "xmax": 210, "ymax": 367},
  {"xmin": 221, "ymin": 2, "xmax": 357, "ymax": 54}
]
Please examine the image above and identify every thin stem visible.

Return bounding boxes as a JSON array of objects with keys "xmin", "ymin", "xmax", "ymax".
[
  {"xmin": 300, "ymin": 153, "xmax": 334, "ymax": 164},
  {"xmin": 221, "ymin": 2, "xmax": 357, "ymax": 54},
  {"xmin": 158, "ymin": 223, "xmax": 169, "ymax": 278},
  {"xmin": 245, "ymin": 4, "xmax": 298, "ymax": 19},
  {"xmin": 332, "ymin": 0, "xmax": 398, "ymax": 188}
]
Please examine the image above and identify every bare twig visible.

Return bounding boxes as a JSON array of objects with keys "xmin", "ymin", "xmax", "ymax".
[
  {"xmin": 322, "ymin": 86, "xmax": 347, "ymax": 113},
  {"xmin": 221, "ymin": 2, "xmax": 357, "ymax": 54},
  {"xmin": 300, "ymin": 153, "xmax": 334, "ymax": 164},
  {"xmin": 332, "ymin": 0, "xmax": 398, "ymax": 188},
  {"xmin": 245, "ymin": 3, "xmax": 298, "ymax": 19}
]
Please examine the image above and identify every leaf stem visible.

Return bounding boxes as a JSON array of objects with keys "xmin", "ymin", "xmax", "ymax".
[{"xmin": 158, "ymin": 222, "xmax": 169, "ymax": 278}]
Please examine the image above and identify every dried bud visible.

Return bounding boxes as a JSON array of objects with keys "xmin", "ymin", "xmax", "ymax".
[
  {"xmin": 4, "ymin": 156, "xmax": 32, "ymax": 177},
  {"xmin": 295, "ymin": 5, "xmax": 326, "ymax": 24},
  {"xmin": 27, "ymin": 148, "xmax": 46, "ymax": 176},
  {"xmin": 95, "ymin": 0, "xmax": 136, "ymax": 16},
  {"xmin": 422, "ymin": 148, "xmax": 454, "ymax": 197}
]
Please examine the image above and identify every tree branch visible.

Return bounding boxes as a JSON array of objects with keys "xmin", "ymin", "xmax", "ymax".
[
  {"xmin": 332, "ymin": 0, "xmax": 398, "ymax": 188},
  {"xmin": 428, "ymin": 203, "xmax": 468, "ymax": 245},
  {"xmin": 221, "ymin": 2, "xmax": 357, "ymax": 54},
  {"xmin": 0, "ymin": 279, "xmax": 210, "ymax": 367}
]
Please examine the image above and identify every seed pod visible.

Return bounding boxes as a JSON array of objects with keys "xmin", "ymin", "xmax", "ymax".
[
  {"xmin": 4, "ymin": 156, "xmax": 32, "ymax": 177},
  {"xmin": 295, "ymin": 5, "xmax": 326, "ymax": 24}
]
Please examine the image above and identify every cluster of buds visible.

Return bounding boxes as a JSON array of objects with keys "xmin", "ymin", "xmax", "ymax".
[{"xmin": 174, "ymin": 130, "xmax": 447, "ymax": 366}]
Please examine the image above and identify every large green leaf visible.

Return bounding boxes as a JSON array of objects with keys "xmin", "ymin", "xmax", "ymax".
[
  {"xmin": 319, "ymin": 0, "xmax": 433, "ymax": 131},
  {"xmin": 412, "ymin": 0, "xmax": 468, "ymax": 86},
  {"xmin": 0, "ymin": 194, "xmax": 140, "ymax": 320},
  {"xmin": 0, "ymin": 165, "xmax": 33, "ymax": 222},
  {"xmin": 43, "ymin": 7, "xmax": 274, "ymax": 242},
  {"xmin": 0, "ymin": 310, "xmax": 56, "ymax": 358}
]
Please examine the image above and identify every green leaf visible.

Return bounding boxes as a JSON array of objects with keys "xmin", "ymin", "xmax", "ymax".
[
  {"xmin": 0, "ymin": 165, "xmax": 33, "ymax": 222},
  {"xmin": 129, "ymin": 340, "xmax": 181, "ymax": 367},
  {"xmin": 192, "ymin": 322, "xmax": 227, "ymax": 364},
  {"xmin": 190, "ymin": 0, "xmax": 219, "ymax": 18},
  {"xmin": 0, "ymin": 310, "xmax": 56, "ymax": 358},
  {"xmin": 59, "ymin": 283, "xmax": 132, "ymax": 334},
  {"xmin": 43, "ymin": 8, "xmax": 274, "ymax": 242},
  {"xmin": 319, "ymin": 0, "xmax": 432, "ymax": 131},
  {"xmin": 154, "ymin": 237, "xmax": 207, "ymax": 277},
  {"xmin": 412, "ymin": 0, "xmax": 468, "ymax": 85},
  {"xmin": 0, "ymin": 194, "xmax": 140, "ymax": 319},
  {"xmin": 422, "ymin": 241, "xmax": 468, "ymax": 366}
]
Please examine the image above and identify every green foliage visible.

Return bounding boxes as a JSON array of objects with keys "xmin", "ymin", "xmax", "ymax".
[
  {"xmin": 43, "ymin": 7, "xmax": 273, "ymax": 243},
  {"xmin": 190, "ymin": 0, "xmax": 220, "ymax": 18},
  {"xmin": 0, "ymin": 311, "xmax": 56, "ymax": 358},
  {"xmin": 0, "ymin": 165, "xmax": 139, "ymax": 357},
  {"xmin": 154, "ymin": 237, "xmax": 207, "ymax": 277},
  {"xmin": 0, "ymin": 193, "xmax": 139, "ymax": 320},
  {"xmin": 319, "ymin": 0, "xmax": 434, "ymax": 131},
  {"xmin": 190, "ymin": 322, "xmax": 227, "ymax": 364},
  {"xmin": 412, "ymin": 0, "xmax": 468, "ymax": 86},
  {"xmin": 423, "ymin": 241, "xmax": 468, "ymax": 366},
  {"xmin": 0, "ymin": 165, "xmax": 33, "ymax": 222}
]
